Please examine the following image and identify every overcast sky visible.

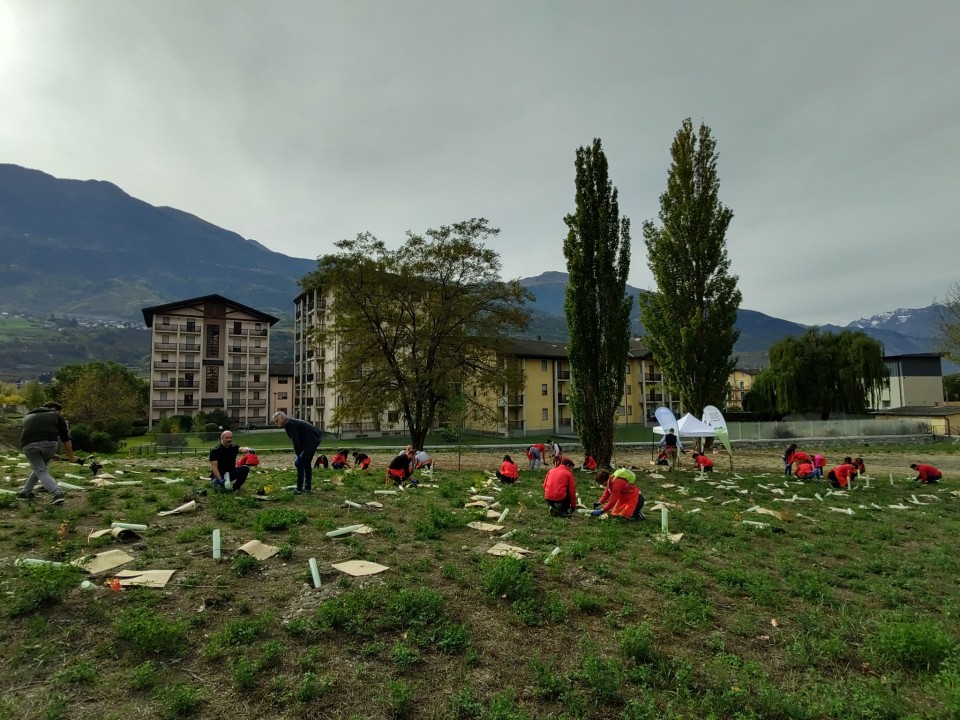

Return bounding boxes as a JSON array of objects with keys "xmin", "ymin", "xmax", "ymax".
[{"xmin": 1, "ymin": 1, "xmax": 957, "ymax": 325}]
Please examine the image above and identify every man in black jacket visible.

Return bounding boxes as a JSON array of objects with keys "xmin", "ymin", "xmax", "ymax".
[
  {"xmin": 272, "ymin": 411, "xmax": 322, "ymax": 494},
  {"xmin": 18, "ymin": 402, "xmax": 77, "ymax": 504}
]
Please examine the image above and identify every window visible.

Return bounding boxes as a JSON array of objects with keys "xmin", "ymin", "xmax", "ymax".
[
  {"xmin": 739, "ymin": 381, "xmax": 744, "ymax": 389},
  {"xmin": 626, "ymin": 385, "xmax": 631, "ymax": 395},
  {"xmin": 253, "ymin": 374, "xmax": 261, "ymax": 382},
  {"xmin": 162, "ymin": 334, "xmax": 169, "ymax": 343},
  {"xmin": 541, "ymin": 408, "xmax": 549, "ymax": 420},
  {"xmin": 206, "ymin": 325, "xmax": 220, "ymax": 359},
  {"xmin": 205, "ymin": 366, "xmax": 219, "ymax": 393},
  {"xmin": 618, "ymin": 406, "xmax": 625, "ymax": 416},
  {"xmin": 626, "ymin": 406, "xmax": 632, "ymax": 415},
  {"xmin": 277, "ymin": 392, "xmax": 288, "ymax": 400},
  {"xmin": 186, "ymin": 320, "xmax": 196, "ymax": 332},
  {"xmin": 388, "ymin": 410, "xmax": 400, "ymax": 423},
  {"xmin": 253, "ymin": 392, "xmax": 260, "ymax": 400},
  {"xmin": 541, "ymin": 384, "xmax": 548, "ymax": 396},
  {"xmin": 233, "ymin": 321, "xmax": 243, "ymax": 334},
  {"xmin": 278, "ymin": 377, "xmax": 289, "ymax": 384},
  {"xmin": 184, "ymin": 393, "xmax": 193, "ymax": 405},
  {"xmin": 540, "ymin": 360, "xmax": 547, "ymax": 371},
  {"xmin": 625, "ymin": 363, "xmax": 631, "ymax": 374}
]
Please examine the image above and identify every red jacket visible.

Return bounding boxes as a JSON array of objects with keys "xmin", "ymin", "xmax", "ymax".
[
  {"xmin": 543, "ymin": 465, "xmax": 576, "ymax": 503},
  {"xmin": 787, "ymin": 451, "xmax": 811, "ymax": 465},
  {"xmin": 915, "ymin": 464, "xmax": 941, "ymax": 482},
  {"xmin": 499, "ymin": 460, "xmax": 518, "ymax": 480},
  {"xmin": 583, "ymin": 456, "xmax": 597, "ymax": 471},
  {"xmin": 795, "ymin": 461, "xmax": 814, "ymax": 478},
  {"xmin": 237, "ymin": 452, "xmax": 260, "ymax": 467},
  {"xmin": 693, "ymin": 454, "xmax": 714, "ymax": 469},
  {"xmin": 830, "ymin": 464, "xmax": 856, "ymax": 487},
  {"xmin": 598, "ymin": 476, "xmax": 640, "ymax": 518}
]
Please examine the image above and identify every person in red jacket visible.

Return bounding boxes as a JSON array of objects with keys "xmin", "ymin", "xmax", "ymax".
[
  {"xmin": 543, "ymin": 462, "xmax": 577, "ymax": 516},
  {"xmin": 331, "ymin": 450, "xmax": 349, "ymax": 470},
  {"xmin": 794, "ymin": 460, "xmax": 816, "ymax": 481},
  {"xmin": 852, "ymin": 457, "xmax": 866, "ymax": 475},
  {"xmin": 497, "ymin": 454, "xmax": 519, "ymax": 484},
  {"xmin": 911, "ymin": 463, "xmax": 942, "ymax": 484},
  {"xmin": 582, "ymin": 454, "xmax": 598, "ymax": 472},
  {"xmin": 691, "ymin": 452, "xmax": 714, "ymax": 472},
  {"xmin": 827, "ymin": 463, "xmax": 856, "ymax": 488},
  {"xmin": 352, "ymin": 451, "xmax": 371, "ymax": 469},
  {"xmin": 591, "ymin": 468, "xmax": 644, "ymax": 520},
  {"xmin": 787, "ymin": 450, "xmax": 811, "ymax": 468}
]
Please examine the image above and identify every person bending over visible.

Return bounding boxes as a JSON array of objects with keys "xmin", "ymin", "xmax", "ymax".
[
  {"xmin": 352, "ymin": 451, "xmax": 371, "ymax": 469},
  {"xmin": 591, "ymin": 468, "xmax": 644, "ymax": 520},
  {"xmin": 543, "ymin": 462, "xmax": 577, "ymax": 516},
  {"xmin": 911, "ymin": 463, "xmax": 942, "ymax": 484},
  {"xmin": 691, "ymin": 452, "xmax": 714, "ymax": 472},
  {"xmin": 387, "ymin": 448, "xmax": 416, "ymax": 486},
  {"xmin": 273, "ymin": 411, "xmax": 322, "ymax": 494}
]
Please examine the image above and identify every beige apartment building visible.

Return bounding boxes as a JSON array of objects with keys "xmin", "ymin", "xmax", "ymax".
[
  {"xmin": 142, "ymin": 295, "xmax": 278, "ymax": 428},
  {"xmin": 269, "ymin": 363, "xmax": 294, "ymax": 419},
  {"xmin": 483, "ymin": 339, "xmax": 682, "ymax": 437}
]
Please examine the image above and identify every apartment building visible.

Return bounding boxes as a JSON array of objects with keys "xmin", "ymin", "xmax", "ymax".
[
  {"xmin": 727, "ymin": 367, "xmax": 760, "ymax": 410},
  {"xmin": 142, "ymin": 295, "xmax": 278, "ymax": 428},
  {"xmin": 483, "ymin": 338, "xmax": 681, "ymax": 437},
  {"xmin": 269, "ymin": 363, "xmax": 294, "ymax": 419}
]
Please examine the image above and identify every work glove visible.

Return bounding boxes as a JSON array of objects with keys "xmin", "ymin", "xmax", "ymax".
[{"xmin": 591, "ymin": 509, "xmax": 603, "ymax": 517}]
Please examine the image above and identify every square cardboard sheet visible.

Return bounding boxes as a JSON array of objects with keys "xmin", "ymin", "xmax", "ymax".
[
  {"xmin": 237, "ymin": 540, "xmax": 280, "ymax": 560},
  {"xmin": 332, "ymin": 560, "xmax": 389, "ymax": 577},
  {"xmin": 467, "ymin": 521, "xmax": 504, "ymax": 532},
  {"xmin": 487, "ymin": 543, "xmax": 532, "ymax": 559},
  {"xmin": 115, "ymin": 569, "xmax": 176, "ymax": 588},
  {"xmin": 73, "ymin": 549, "xmax": 134, "ymax": 574}
]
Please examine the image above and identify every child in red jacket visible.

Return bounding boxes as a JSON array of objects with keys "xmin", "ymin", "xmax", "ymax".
[{"xmin": 591, "ymin": 469, "xmax": 644, "ymax": 520}]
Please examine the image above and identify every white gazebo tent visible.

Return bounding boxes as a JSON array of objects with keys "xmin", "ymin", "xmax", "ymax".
[{"xmin": 653, "ymin": 413, "xmax": 717, "ymax": 438}]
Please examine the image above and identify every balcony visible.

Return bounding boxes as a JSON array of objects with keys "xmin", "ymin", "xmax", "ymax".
[
  {"xmin": 180, "ymin": 324, "xmax": 200, "ymax": 334},
  {"xmin": 228, "ymin": 345, "xmax": 245, "ymax": 353},
  {"xmin": 154, "ymin": 342, "xmax": 177, "ymax": 351},
  {"xmin": 227, "ymin": 399, "xmax": 246, "ymax": 407},
  {"xmin": 342, "ymin": 422, "xmax": 379, "ymax": 432},
  {"xmin": 153, "ymin": 361, "xmax": 176, "ymax": 370},
  {"xmin": 557, "ymin": 393, "xmax": 570, "ymax": 404},
  {"xmin": 557, "ymin": 370, "xmax": 571, "ymax": 380},
  {"xmin": 557, "ymin": 418, "xmax": 573, "ymax": 428},
  {"xmin": 177, "ymin": 380, "xmax": 200, "ymax": 389},
  {"xmin": 646, "ymin": 393, "xmax": 664, "ymax": 402},
  {"xmin": 228, "ymin": 363, "xmax": 247, "ymax": 371},
  {"xmin": 152, "ymin": 399, "xmax": 176, "ymax": 408},
  {"xmin": 179, "ymin": 343, "xmax": 201, "ymax": 352},
  {"xmin": 154, "ymin": 323, "xmax": 176, "ymax": 332},
  {"xmin": 644, "ymin": 373, "xmax": 663, "ymax": 382},
  {"xmin": 507, "ymin": 420, "xmax": 525, "ymax": 430},
  {"xmin": 248, "ymin": 363, "xmax": 268, "ymax": 372},
  {"xmin": 507, "ymin": 394, "xmax": 524, "ymax": 406},
  {"xmin": 228, "ymin": 381, "xmax": 247, "ymax": 389},
  {"xmin": 180, "ymin": 399, "xmax": 199, "ymax": 408},
  {"xmin": 247, "ymin": 399, "xmax": 266, "ymax": 407},
  {"xmin": 248, "ymin": 381, "xmax": 266, "ymax": 389},
  {"xmin": 153, "ymin": 379, "xmax": 175, "ymax": 389},
  {"xmin": 248, "ymin": 346, "xmax": 267, "ymax": 354},
  {"xmin": 179, "ymin": 362, "xmax": 201, "ymax": 370}
]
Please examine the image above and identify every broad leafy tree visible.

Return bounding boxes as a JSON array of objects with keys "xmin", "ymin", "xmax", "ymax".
[
  {"xmin": 748, "ymin": 329, "xmax": 888, "ymax": 419},
  {"xmin": 50, "ymin": 361, "xmax": 147, "ymax": 438},
  {"xmin": 938, "ymin": 282, "xmax": 960, "ymax": 363},
  {"xmin": 21, "ymin": 380, "xmax": 48, "ymax": 409},
  {"xmin": 639, "ymin": 118, "xmax": 742, "ymax": 416},
  {"xmin": 301, "ymin": 219, "xmax": 531, "ymax": 449},
  {"xmin": 562, "ymin": 139, "xmax": 632, "ymax": 467}
]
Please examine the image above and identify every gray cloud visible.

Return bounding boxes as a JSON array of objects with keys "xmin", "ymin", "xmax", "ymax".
[{"xmin": 2, "ymin": 0, "xmax": 957, "ymax": 325}]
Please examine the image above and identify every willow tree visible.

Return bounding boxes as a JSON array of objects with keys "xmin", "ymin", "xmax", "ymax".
[
  {"xmin": 300, "ymin": 219, "xmax": 531, "ymax": 449},
  {"xmin": 748, "ymin": 328, "xmax": 888, "ymax": 419},
  {"xmin": 639, "ymin": 119, "xmax": 741, "ymax": 417},
  {"xmin": 939, "ymin": 282, "xmax": 960, "ymax": 363},
  {"xmin": 562, "ymin": 139, "xmax": 632, "ymax": 467}
]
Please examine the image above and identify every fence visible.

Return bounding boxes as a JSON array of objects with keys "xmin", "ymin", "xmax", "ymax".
[{"xmin": 722, "ymin": 418, "xmax": 934, "ymax": 441}]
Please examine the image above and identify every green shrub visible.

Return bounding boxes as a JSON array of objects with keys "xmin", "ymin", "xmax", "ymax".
[
  {"xmin": 866, "ymin": 614, "xmax": 957, "ymax": 672},
  {"xmin": 231, "ymin": 554, "xmax": 261, "ymax": 577},
  {"xmin": 254, "ymin": 508, "xmax": 307, "ymax": 532},
  {"xmin": 219, "ymin": 614, "xmax": 270, "ymax": 646},
  {"xmin": 129, "ymin": 661, "xmax": 162, "ymax": 690},
  {"xmin": 115, "ymin": 606, "xmax": 189, "ymax": 658},
  {"xmin": 53, "ymin": 659, "xmax": 97, "ymax": 685},
  {"xmin": 70, "ymin": 424, "xmax": 94, "ymax": 452},
  {"xmin": 295, "ymin": 671, "xmax": 333, "ymax": 702},
  {"xmin": 412, "ymin": 504, "xmax": 465, "ymax": 540},
  {"xmin": 580, "ymin": 651, "xmax": 623, "ymax": 705},
  {"xmin": 6, "ymin": 563, "xmax": 84, "ymax": 616},
  {"xmin": 621, "ymin": 623, "xmax": 657, "ymax": 664},
  {"xmin": 90, "ymin": 430, "xmax": 118, "ymax": 453},
  {"xmin": 156, "ymin": 683, "xmax": 202, "ymax": 719},
  {"xmin": 483, "ymin": 557, "xmax": 535, "ymax": 602},
  {"xmin": 386, "ymin": 679, "xmax": 414, "ymax": 716}
]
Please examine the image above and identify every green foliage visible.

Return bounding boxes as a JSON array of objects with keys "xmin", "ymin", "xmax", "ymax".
[
  {"xmin": 939, "ymin": 282, "xmax": 960, "ymax": 364},
  {"xmin": 865, "ymin": 613, "xmax": 956, "ymax": 672},
  {"xmin": 6, "ymin": 562, "xmax": 84, "ymax": 616},
  {"xmin": 254, "ymin": 508, "xmax": 307, "ymax": 532},
  {"xmin": 156, "ymin": 683, "xmax": 202, "ymax": 719},
  {"xmin": 115, "ymin": 606, "xmax": 189, "ymax": 657},
  {"xmin": 302, "ymin": 218, "xmax": 531, "ymax": 448},
  {"xmin": 639, "ymin": 118, "xmax": 742, "ymax": 416},
  {"xmin": 412, "ymin": 504, "xmax": 466, "ymax": 539},
  {"xmin": 621, "ymin": 622, "xmax": 657, "ymax": 664},
  {"xmin": 90, "ymin": 430, "xmax": 118, "ymax": 453},
  {"xmin": 749, "ymin": 328, "xmax": 888, "ymax": 419},
  {"xmin": 129, "ymin": 660, "xmax": 162, "ymax": 690},
  {"xmin": 53, "ymin": 659, "xmax": 97, "ymax": 685},
  {"xmin": 21, "ymin": 380, "xmax": 47, "ymax": 408},
  {"xmin": 385, "ymin": 679, "xmax": 414, "ymax": 717},
  {"xmin": 51, "ymin": 361, "xmax": 147, "ymax": 437},
  {"xmin": 231, "ymin": 554, "xmax": 261, "ymax": 577},
  {"xmin": 579, "ymin": 650, "xmax": 623, "ymax": 705},
  {"xmin": 294, "ymin": 671, "xmax": 333, "ymax": 702},
  {"xmin": 563, "ymin": 138, "xmax": 632, "ymax": 466},
  {"xmin": 219, "ymin": 614, "xmax": 270, "ymax": 646},
  {"xmin": 482, "ymin": 556, "xmax": 535, "ymax": 602}
]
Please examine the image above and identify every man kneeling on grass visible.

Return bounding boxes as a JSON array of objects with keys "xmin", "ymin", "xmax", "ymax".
[
  {"xmin": 543, "ymin": 461, "xmax": 577, "ymax": 516},
  {"xmin": 590, "ymin": 468, "xmax": 644, "ymax": 520},
  {"xmin": 209, "ymin": 430, "xmax": 251, "ymax": 492}
]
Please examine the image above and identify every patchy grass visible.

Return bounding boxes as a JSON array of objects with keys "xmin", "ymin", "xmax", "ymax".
[{"xmin": 0, "ymin": 447, "xmax": 958, "ymax": 717}]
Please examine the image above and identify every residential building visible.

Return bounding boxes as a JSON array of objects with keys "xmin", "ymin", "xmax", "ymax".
[
  {"xmin": 293, "ymin": 288, "xmax": 402, "ymax": 437},
  {"xmin": 269, "ymin": 363, "xmax": 294, "ymax": 419},
  {"xmin": 873, "ymin": 353, "xmax": 944, "ymax": 410},
  {"xmin": 142, "ymin": 295, "xmax": 278, "ymax": 428},
  {"xmin": 727, "ymin": 367, "xmax": 760, "ymax": 410}
]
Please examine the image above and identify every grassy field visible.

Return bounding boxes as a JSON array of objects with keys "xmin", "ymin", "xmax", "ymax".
[{"xmin": 0, "ymin": 446, "xmax": 958, "ymax": 719}]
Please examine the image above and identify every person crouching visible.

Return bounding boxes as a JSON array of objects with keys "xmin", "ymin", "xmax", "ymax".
[
  {"xmin": 497, "ymin": 454, "xmax": 519, "ymax": 484},
  {"xmin": 543, "ymin": 461, "xmax": 577, "ymax": 516},
  {"xmin": 590, "ymin": 469, "xmax": 644, "ymax": 520}
]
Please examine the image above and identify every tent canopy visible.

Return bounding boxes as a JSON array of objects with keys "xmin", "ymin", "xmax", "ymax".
[{"xmin": 653, "ymin": 412, "xmax": 717, "ymax": 437}]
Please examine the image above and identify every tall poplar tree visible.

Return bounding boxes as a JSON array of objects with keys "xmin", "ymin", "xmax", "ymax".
[
  {"xmin": 639, "ymin": 119, "xmax": 742, "ymax": 417},
  {"xmin": 563, "ymin": 139, "xmax": 632, "ymax": 467}
]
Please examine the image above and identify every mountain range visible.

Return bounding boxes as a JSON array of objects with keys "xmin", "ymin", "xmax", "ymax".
[{"xmin": 0, "ymin": 163, "xmax": 948, "ymax": 371}]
